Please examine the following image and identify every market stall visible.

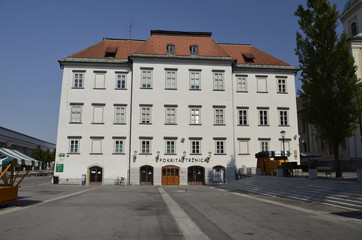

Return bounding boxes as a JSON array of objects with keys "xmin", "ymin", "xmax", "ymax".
[{"xmin": 0, "ymin": 147, "xmax": 41, "ymax": 206}]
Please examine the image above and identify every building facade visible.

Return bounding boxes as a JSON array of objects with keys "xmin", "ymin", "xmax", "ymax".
[{"xmin": 55, "ymin": 30, "xmax": 299, "ymax": 185}]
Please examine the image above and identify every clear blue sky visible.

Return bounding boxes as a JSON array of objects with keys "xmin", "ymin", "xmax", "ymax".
[{"xmin": 0, "ymin": 0, "xmax": 347, "ymax": 144}]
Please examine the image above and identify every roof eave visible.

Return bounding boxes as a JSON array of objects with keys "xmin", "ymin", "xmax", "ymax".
[
  {"xmin": 58, "ymin": 58, "xmax": 130, "ymax": 67},
  {"xmin": 130, "ymin": 54, "xmax": 235, "ymax": 62},
  {"xmin": 234, "ymin": 64, "xmax": 299, "ymax": 73}
]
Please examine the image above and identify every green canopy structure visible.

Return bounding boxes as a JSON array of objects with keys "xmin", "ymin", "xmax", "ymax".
[{"xmin": 0, "ymin": 147, "xmax": 41, "ymax": 206}]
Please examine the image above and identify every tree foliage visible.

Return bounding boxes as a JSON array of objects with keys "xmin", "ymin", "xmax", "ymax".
[{"xmin": 295, "ymin": 0, "xmax": 362, "ymax": 177}]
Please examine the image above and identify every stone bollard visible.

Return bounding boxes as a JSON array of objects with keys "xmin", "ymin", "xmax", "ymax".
[
  {"xmin": 357, "ymin": 169, "xmax": 362, "ymax": 183},
  {"xmin": 256, "ymin": 168, "xmax": 262, "ymax": 176}
]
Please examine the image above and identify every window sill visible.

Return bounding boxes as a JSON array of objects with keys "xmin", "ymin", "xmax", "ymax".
[
  {"xmin": 164, "ymin": 153, "xmax": 177, "ymax": 155},
  {"xmin": 189, "ymin": 124, "xmax": 202, "ymax": 126},
  {"xmin": 190, "ymin": 153, "xmax": 202, "ymax": 155},
  {"xmin": 92, "ymin": 123, "xmax": 104, "ymax": 125},
  {"xmin": 213, "ymin": 89, "xmax": 225, "ymax": 91},
  {"xmin": 277, "ymin": 92, "xmax": 288, "ymax": 94},
  {"xmin": 140, "ymin": 87, "xmax": 153, "ymax": 90},
  {"xmin": 214, "ymin": 153, "xmax": 227, "ymax": 155},
  {"xmin": 165, "ymin": 88, "xmax": 177, "ymax": 90},
  {"xmin": 189, "ymin": 89, "xmax": 201, "ymax": 91},
  {"xmin": 256, "ymin": 91, "xmax": 268, "ymax": 93},
  {"xmin": 69, "ymin": 122, "xmax": 82, "ymax": 124},
  {"xmin": 238, "ymin": 153, "xmax": 251, "ymax": 155},
  {"xmin": 90, "ymin": 153, "xmax": 103, "ymax": 155},
  {"xmin": 165, "ymin": 123, "xmax": 177, "ymax": 125},
  {"xmin": 236, "ymin": 91, "xmax": 248, "ymax": 93},
  {"xmin": 214, "ymin": 124, "xmax": 226, "ymax": 126},
  {"xmin": 139, "ymin": 153, "xmax": 152, "ymax": 155},
  {"xmin": 140, "ymin": 123, "xmax": 152, "ymax": 125},
  {"xmin": 93, "ymin": 88, "xmax": 106, "ymax": 90},
  {"xmin": 112, "ymin": 153, "xmax": 125, "ymax": 155},
  {"xmin": 67, "ymin": 152, "xmax": 80, "ymax": 155},
  {"xmin": 115, "ymin": 88, "xmax": 127, "ymax": 90},
  {"xmin": 114, "ymin": 123, "xmax": 126, "ymax": 125},
  {"xmin": 71, "ymin": 87, "xmax": 84, "ymax": 89},
  {"xmin": 278, "ymin": 125, "xmax": 290, "ymax": 127},
  {"xmin": 237, "ymin": 124, "xmax": 249, "ymax": 126},
  {"xmin": 258, "ymin": 125, "xmax": 270, "ymax": 127}
]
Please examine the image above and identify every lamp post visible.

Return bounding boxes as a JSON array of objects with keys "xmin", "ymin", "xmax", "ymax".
[{"xmin": 280, "ymin": 130, "xmax": 286, "ymax": 177}]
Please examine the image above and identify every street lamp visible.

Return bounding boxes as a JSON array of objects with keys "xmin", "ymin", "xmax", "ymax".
[{"xmin": 280, "ymin": 130, "xmax": 287, "ymax": 177}]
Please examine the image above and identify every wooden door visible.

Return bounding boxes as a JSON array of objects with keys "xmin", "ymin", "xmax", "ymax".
[
  {"xmin": 162, "ymin": 166, "xmax": 179, "ymax": 185},
  {"xmin": 89, "ymin": 166, "xmax": 102, "ymax": 185}
]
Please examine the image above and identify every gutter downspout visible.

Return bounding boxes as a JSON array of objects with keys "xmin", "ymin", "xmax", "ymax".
[{"xmin": 128, "ymin": 63, "xmax": 134, "ymax": 185}]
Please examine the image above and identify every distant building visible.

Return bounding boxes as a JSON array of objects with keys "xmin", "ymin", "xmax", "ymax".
[
  {"xmin": 0, "ymin": 126, "xmax": 56, "ymax": 156},
  {"xmin": 55, "ymin": 30, "xmax": 300, "ymax": 185},
  {"xmin": 296, "ymin": 0, "xmax": 362, "ymax": 171}
]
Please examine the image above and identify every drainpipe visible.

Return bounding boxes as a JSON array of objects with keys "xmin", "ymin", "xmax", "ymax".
[{"xmin": 128, "ymin": 63, "xmax": 134, "ymax": 185}]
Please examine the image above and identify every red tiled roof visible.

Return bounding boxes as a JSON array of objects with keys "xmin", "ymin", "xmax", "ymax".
[
  {"xmin": 68, "ymin": 39, "xmax": 144, "ymax": 59},
  {"xmin": 66, "ymin": 31, "xmax": 291, "ymax": 67},
  {"xmin": 134, "ymin": 34, "xmax": 230, "ymax": 57},
  {"xmin": 218, "ymin": 44, "xmax": 290, "ymax": 66}
]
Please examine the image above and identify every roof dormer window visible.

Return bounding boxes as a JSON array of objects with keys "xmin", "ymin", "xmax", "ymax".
[
  {"xmin": 105, "ymin": 47, "xmax": 118, "ymax": 58},
  {"xmin": 242, "ymin": 53, "xmax": 255, "ymax": 63},
  {"xmin": 167, "ymin": 44, "xmax": 175, "ymax": 55},
  {"xmin": 190, "ymin": 45, "xmax": 198, "ymax": 56}
]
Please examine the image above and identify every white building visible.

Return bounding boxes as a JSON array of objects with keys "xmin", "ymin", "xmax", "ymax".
[{"xmin": 55, "ymin": 30, "xmax": 299, "ymax": 185}]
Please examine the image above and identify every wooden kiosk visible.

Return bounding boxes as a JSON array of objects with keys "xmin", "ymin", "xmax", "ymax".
[
  {"xmin": 255, "ymin": 151, "xmax": 290, "ymax": 175},
  {"xmin": 0, "ymin": 148, "xmax": 40, "ymax": 206}
]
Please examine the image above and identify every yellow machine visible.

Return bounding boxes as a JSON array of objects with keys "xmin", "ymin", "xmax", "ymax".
[{"xmin": 255, "ymin": 151, "xmax": 290, "ymax": 175}]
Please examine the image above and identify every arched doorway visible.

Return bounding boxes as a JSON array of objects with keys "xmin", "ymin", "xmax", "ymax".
[
  {"xmin": 188, "ymin": 166, "xmax": 205, "ymax": 185},
  {"xmin": 140, "ymin": 165, "xmax": 153, "ymax": 185},
  {"xmin": 213, "ymin": 165, "xmax": 225, "ymax": 184},
  {"xmin": 89, "ymin": 166, "xmax": 102, "ymax": 185},
  {"xmin": 162, "ymin": 165, "xmax": 179, "ymax": 185}
]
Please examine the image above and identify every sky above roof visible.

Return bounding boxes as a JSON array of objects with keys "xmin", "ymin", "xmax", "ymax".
[{"xmin": 0, "ymin": 0, "xmax": 347, "ymax": 144}]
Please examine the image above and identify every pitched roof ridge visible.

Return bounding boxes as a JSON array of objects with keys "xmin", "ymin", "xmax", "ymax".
[
  {"xmin": 218, "ymin": 43, "xmax": 251, "ymax": 46},
  {"xmin": 103, "ymin": 38, "xmax": 145, "ymax": 42}
]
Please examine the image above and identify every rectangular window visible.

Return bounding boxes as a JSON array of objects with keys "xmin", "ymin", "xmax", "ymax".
[
  {"xmin": 190, "ymin": 72, "xmax": 200, "ymax": 89},
  {"xmin": 114, "ymin": 106, "xmax": 126, "ymax": 124},
  {"xmin": 141, "ymin": 70, "xmax": 152, "ymax": 88},
  {"xmin": 261, "ymin": 141, "xmax": 269, "ymax": 151},
  {"xmin": 91, "ymin": 139, "xmax": 102, "ymax": 154},
  {"xmin": 216, "ymin": 141, "xmax": 225, "ymax": 154},
  {"xmin": 239, "ymin": 140, "xmax": 249, "ymax": 154},
  {"xmin": 93, "ymin": 106, "xmax": 104, "ymax": 123},
  {"xmin": 238, "ymin": 109, "xmax": 248, "ymax": 125},
  {"xmin": 94, "ymin": 74, "xmax": 105, "ymax": 89},
  {"xmin": 191, "ymin": 140, "xmax": 200, "ymax": 154},
  {"xmin": 257, "ymin": 78, "xmax": 267, "ymax": 92},
  {"xmin": 279, "ymin": 110, "xmax": 288, "ymax": 126},
  {"xmin": 166, "ymin": 71, "xmax": 177, "ymax": 89},
  {"xmin": 116, "ymin": 74, "xmax": 126, "ymax": 89},
  {"xmin": 69, "ymin": 139, "xmax": 79, "ymax": 153},
  {"xmin": 213, "ymin": 72, "xmax": 224, "ymax": 90},
  {"xmin": 190, "ymin": 108, "xmax": 201, "ymax": 124},
  {"xmin": 237, "ymin": 76, "xmax": 247, "ymax": 92},
  {"xmin": 73, "ymin": 73, "xmax": 83, "ymax": 88},
  {"xmin": 70, "ymin": 105, "xmax": 82, "ymax": 123},
  {"xmin": 114, "ymin": 140, "xmax": 124, "ymax": 153},
  {"xmin": 165, "ymin": 107, "xmax": 177, "ymax": 124},
  {"xmin": 214, "ymin": 108, "xmax": 225, "ymax": 125},
  {"xmin": 259, "ymin": 110, "xmax": 268, "ymax": 125},
  {"xmin": 141, "ymin": 140, "xmax": 151, "ymax": 154},
  {"xmin": 141, "ymin": 107, "xmax": 151, "ymax": 124},
  {"xmin": 166, "ymin": 140, "xmax": 176, "ymax": 154},
  {"xmin": 277, "ymin": 78, "xmax": 287, "ymax": 93}
]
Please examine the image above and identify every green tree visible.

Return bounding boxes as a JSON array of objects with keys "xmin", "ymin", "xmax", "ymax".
[
  {"xmin": 31, "ymin": 145, "xmax": 44, "ymax": 161},
  {"xmin": 295, "ymin": 0, "xmax": 362, "ymax": 177}
]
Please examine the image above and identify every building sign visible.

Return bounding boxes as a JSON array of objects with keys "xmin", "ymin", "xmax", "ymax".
[
  {"xmin": 157, "ymin": 157, "xmax": 209, "ymax": 163},
  {"xmin": 56, "ymin": 164, "xmax": 64, "ymax": 172}
]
